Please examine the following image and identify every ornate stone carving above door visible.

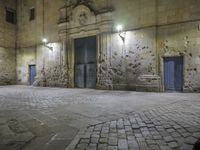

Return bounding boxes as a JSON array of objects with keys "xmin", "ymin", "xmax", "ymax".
[
  {"xmin": 58, "ymin": 1, "xmax": 113, "ymax": 38},
  {"xmin": 73, "ymin": 5, "xmax": 96, "ymax": 26}
]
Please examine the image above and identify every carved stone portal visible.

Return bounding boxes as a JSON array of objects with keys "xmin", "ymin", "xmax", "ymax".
[{"xmin": 58, "ymin": 1, "xmax": 113, "ymax": 88}]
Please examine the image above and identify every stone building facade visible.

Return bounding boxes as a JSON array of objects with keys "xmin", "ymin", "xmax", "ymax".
[
  {"xmin": 0, "ymin": 0, "xmax": 16, "ymax": 85},
  {"xmin": 0, "ymin": 0, "xmax": 200, "ymax": 92}
]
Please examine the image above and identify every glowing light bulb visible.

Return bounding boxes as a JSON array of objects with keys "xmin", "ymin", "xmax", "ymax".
[
  {"xmin": 42, "ymin": 38, "xmax": 48, "ymax": 43},
  {"xmin": 116, "ymin": 25, "xmax": 123, "ymax": 32}
]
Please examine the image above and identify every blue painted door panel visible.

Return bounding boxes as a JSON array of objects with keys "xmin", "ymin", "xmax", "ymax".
[
  {"xmin": 164, "ymin": 59, "xmax": 175, "ymax": 90},
  {"xmin": 29, "ymin": 65, "xmax": 36, "ymax": 85},
  {"xmin": 164, "ymin": 57, "xmax": 183, "ymax": 91},
  {"xmin": 75, "ymin": 64, "xmax": 85, "ymax": 88},
  {"xmin": 175, "ymin": 57, "xmax": 184, "ymax": 90},
  {"xmin": 86, "ymin": 64, "xmax": 97, "ymax": 88}
]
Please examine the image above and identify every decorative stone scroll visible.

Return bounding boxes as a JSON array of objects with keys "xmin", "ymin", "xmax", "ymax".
[{"xmin": 57, "ymin": 1, "xmax": 113, "ymax": 88}]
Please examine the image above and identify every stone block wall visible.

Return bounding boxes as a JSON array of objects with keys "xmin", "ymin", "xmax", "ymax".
[
  {"xmin": 34, "ymin": 43, "xmax": 70, "ymax": 87},
  {"xmin": 158, "ymin": 21, "xmax": 200, "ymax": 92},
  {"xmin": 16, "ymin": 46, "xmax": 36, "ymax": 84},
  {"xmin": 0, "ymin": 0, "xmax": 16, "ymax": 85},
  {"xmin": 0, "ymin": 47, "xmax": 16, "ymax": 85},
  {"xmin": 97, "ymin": 27, "xmax": 157, "ymax": 90},
  {"xmin": 157, "ymin": 0, "xmax": 200, "ymax": 25}
]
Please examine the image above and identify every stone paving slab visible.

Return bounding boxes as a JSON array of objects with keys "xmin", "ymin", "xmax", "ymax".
[
  {"xmin": 0, "ymin": 86, "xmax": 200, "ymax": 150},
  {"xmin": 70, "ymin": 101, "xmax": 200, "ymax": 150}
]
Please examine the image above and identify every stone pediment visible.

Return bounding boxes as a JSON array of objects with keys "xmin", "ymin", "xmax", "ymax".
[{"xmin": 58, "ymin": 2, "xmax": 113, "ymax": 35}]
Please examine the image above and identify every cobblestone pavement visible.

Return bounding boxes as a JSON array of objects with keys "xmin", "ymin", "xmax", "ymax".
[
  {"xmin": 72, "ymin": 101, "xmax": 200, "ymax": 150},
  {"xmin": 0, "ymin": 86, "xmax": 200, "ymax": 150}
]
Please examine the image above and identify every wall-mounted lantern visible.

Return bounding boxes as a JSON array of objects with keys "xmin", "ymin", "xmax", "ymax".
[
  {"xmin": 116, "ymin": 25, "xmax": 126, "ymax": 42},
  {"xmin": 42, "ymin": 38, "xmax": 48, "ymax": 44},
  {"xmin": 42, "ymin": 38, "xmax": 53, "ymax": 51}
]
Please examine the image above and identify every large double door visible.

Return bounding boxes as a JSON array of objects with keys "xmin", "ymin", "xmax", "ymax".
[{"xmin": 74, "ymin": 36, "xmax": 97, "ymax": 88}]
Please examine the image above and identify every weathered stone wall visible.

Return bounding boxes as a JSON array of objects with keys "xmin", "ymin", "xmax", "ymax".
[
  {"xmin": 112, "ymin": 0, "xmax": 156, "ymax": 29},
  {"xmin": 16, "ymin": 46, "xmax": 36, "ymax": 84},
  {"xmin": 0, "ymin": 0, "xmax": 16, "ymax": 85},
  {"xmin": 15, "ymin": 0, "xmax": 200, "ymax": 92},
  {"xmin": 97, "ymin": 28, "xmax": 157, "ymax": 91},
  {"xmin": 34, "ymin": 43, "xmax": 70, "ymax": 87},
  {"xmin": 157, "ymin": 0, "xmax": 200, "ymax": 25},
  {"xmin": 16, "ymin": 0, "xmax": 68, "ymax": 86},
  {"xmin": 158, "ymin": 21, "xmax": 200, "ymax": 92}
]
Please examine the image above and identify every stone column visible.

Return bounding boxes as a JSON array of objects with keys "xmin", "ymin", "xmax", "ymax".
[
  {"xmin": 97, "ymin": 32, "xmax": 113, "ymax": 89},
  {"xmin": 65, "ymin": 37, "xmax": 74, "ymax": 88}
]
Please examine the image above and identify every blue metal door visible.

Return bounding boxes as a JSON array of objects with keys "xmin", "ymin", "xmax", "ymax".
[
  {"xmin": 29, "ymin": 65, "xmax": 36, "ymax": 85},
  {"xmin": 75, "ymin": 64, "xmax": 85, "ymax": 88},
  {"xmin": 164, "ymin": 57, "xmax": 183, "ymax": 91},
  {"xmin": 74, "ymin": 36, "xmax": 97, "ymax": 88},
  {"xmin": 86, "ymin": 64, "xmax": 97, "ymax": 88}
]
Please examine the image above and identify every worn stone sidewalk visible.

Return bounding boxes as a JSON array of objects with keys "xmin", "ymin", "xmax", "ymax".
[{"xmin": 68, "ymin": 100, "xmax": 200, "ymax": 150}]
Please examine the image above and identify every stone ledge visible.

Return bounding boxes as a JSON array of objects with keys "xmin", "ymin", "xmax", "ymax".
[
  {"xmin": 136, "ymin": 85, "xmax": 161, "ymax": 92},
  {"xmin": 112, "ymin": 84, "xmax": 136, "ymax": 91}
]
